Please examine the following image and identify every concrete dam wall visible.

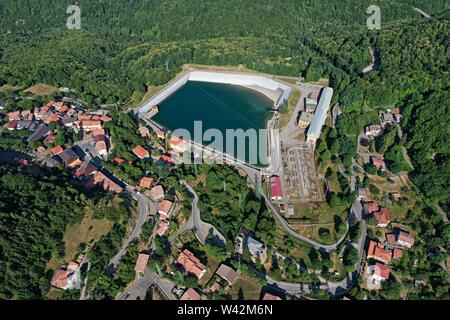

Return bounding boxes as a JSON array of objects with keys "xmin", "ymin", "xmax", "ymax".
[{"xmin": 139, "ymin": 71, "xmax": 292, "ymax": 115}]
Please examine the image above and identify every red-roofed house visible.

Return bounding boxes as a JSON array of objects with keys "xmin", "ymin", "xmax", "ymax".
[
  {"xmin": 386, "ymin": 233, "xmax": 396, "ymax": 245},
  {"xmin": 177, "ymin": 249, "xmax": 206, "ymax": 279},
  {"xmin": 158, "ymin": 200, "xmax": 173, "ymax": 219},
  {"xmin": 373, "ymin": 263, "xmax": 390, "ymax": 281},
  {"xmin": 80, "ymin": 120, "xmax": 102, "ymax": 131},
  {"xmin": 263, "ymin": 293, "xmax": 282, "ymax": 300},
  {"xmin": 156, "ymin": 219, "xmax": 169, "ymax": 236},
  {"xmin": 269, "ymin": 175, "xmax": 283, "ymax": 202},
  {"xmin": 7, "ymin": 111, "xmax": 21, "ymax": 121},
  {"xmin": 180, "ymin": 288, "xmax": 201, "ymax": 300},
  {"xmin": 363, "ymin": 202, "xmax": 379, "ymax": 214},
  {"xmin": 393, "ymin": 248, "xmax": 403, "ymax": 259},
  {"xmin": 150, "ymin": 185, "xmax": 164, "ymax": 201},
  {"xmin": 6, "ymin": 120, "xmax": 19, "ymax": 130},
  {"xmin": 134, "ymin": 253, "xmax": 150, "ymax": 274},
  {"xmin": 367, "ymin": 240, "xmax": 392, "ymax": 264},
  {"xmin": 156, "ymin": 130, "xmax": 166, "ymax": 140},
  {"xmin": 50, "ymin": 145, "xmax": 64, "ymax": 156},
  {"xmin": 139, "ymin": 126, "xmax": 150, "ymax": 138},
  {"xmin": 169, "ymin": 136, "xmax": 188, "ymax": 153},
  {"xmin": 113, "ymin": 157, "xmax": 126, "ymax": 164},
  {"xmin": 139, "ymin": 177, "xmax": 154, "ymax": 189},
  {"xmin": 397, "ymin": 231, "xmax": 414, "ymax": 249},
  {"xmin": 132, "ymin": 145, "xmax": 150, "ymax": 159},
  {"xmin": 374, "ymin": 208, "xmax": 390, "ymax": 227},
  {"xmin": 371, "ymin": 156, "xmax": 386, "ymax": 170}
]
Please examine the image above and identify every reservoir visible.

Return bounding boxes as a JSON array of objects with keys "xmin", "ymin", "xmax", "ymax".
[{"xmin": 153, "ymin": 81, "xmax": 274, "ymax": 166}]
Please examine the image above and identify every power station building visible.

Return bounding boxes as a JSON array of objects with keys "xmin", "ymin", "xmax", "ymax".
[{"xmin": 306, "ymin": 87, "xmax": 334, "ymax": 145}]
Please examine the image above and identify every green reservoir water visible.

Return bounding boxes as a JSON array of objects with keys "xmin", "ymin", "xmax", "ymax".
[{"xmin": 153, "ymin": 81, "xmax": 274, "ymax": 166}]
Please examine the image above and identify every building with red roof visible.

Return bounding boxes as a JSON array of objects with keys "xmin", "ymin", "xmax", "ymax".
[
  {"xmin": 263, "ymin": 293, "xmax": 282, "ymax": 300},
  {"xmin": 132, "ymin": 145, "xmax": 150, "ymax": 159},
  {"xmin": 373, "ymin": 263, "xmax": 390, "ymax": 281},
  {"xmin": 367, "ymin": 240, "xmax": 392, "ymax": 264},
  {"xmin": 385, "ymin": 233, "xmax": 396, "ymax": 245},
  {"xmin": 177, "ymin": 249, "xmax": 206, "ymax": 279},
  {"xmin": 269, "ymin": 175, "xmax": 283, "ymax": 202},
  {"xmin": 156, "ymin": 219, "xmax": 169, "ymax": 236},
  {"xmin": 139, "ymin": 177, "xmax": 154, "ymax": 189},
  {"xmin": 169, "ymin": 136, "xmax": 188, "ymax": 153},
  {"xmin": 180, "ymin": 288, "xmax": 201, "ymax": 300},
  {"xmin": 374, "ymin": 208, "xmax": 391, "ymax": 227},
  {"xmin": 6, "ymin": 120, "xmax": 19, "ymax": 130},
  {"xmin": 50, "ymin": 145, "xmax": 64, "ymax": 156},
  {"xmin": 158, "ymin": 200, "xmax": 173, "ymax": 219},
  {"xmin": 134, "ymin": 253, "xmax": 150, "ymax": 274},
  {"xmin": 150, "ymin": 185, "xmax": 165, "ymax": 201},
  {"xmin": 393, "ymin": 248, "xmax": 403, "ymax": 259},
  {"xmin": 397, "ymin": 231, "xmax": 415, "ymax": 249},
  {"xmin": 371, "ymin": 156, "xmax": 386, "ymax": 170}
]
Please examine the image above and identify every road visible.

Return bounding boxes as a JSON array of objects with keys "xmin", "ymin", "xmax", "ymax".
[
  {"xmin": 119, "ymin": 269, "xmax": 177, "ymax": 300},
  {"xmin": 180, "ymin": 180, "xmax": 227, "ymax": 247},
  {"xmin": 108, "ymin": 191, "xmax": 157, "ymax": 269}
]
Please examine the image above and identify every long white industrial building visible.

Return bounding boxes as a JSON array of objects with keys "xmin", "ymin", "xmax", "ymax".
[
  {"xmin": 138, "ymin": 71, "xmax": 291, "ymax": 116},
  {"xmin": 306, "ymin": 87, "xmax": 334, "ymax": 144}
]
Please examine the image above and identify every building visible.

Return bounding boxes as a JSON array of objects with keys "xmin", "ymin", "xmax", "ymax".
[
  {"xmin": 79, "ymin": 120, "xmax": 102, "ymax": 131},
  {"xmin": 89, "ymin": 171, "xmax": 123, "ymax": 194},
  {"xmin": 158, "ymin": 200, "xmax": 173, "ymax": 219},
  {"xmin": 371, "ymin": 156, "xmax": 386, "ymax": 171},
  {"xmin": 304, "ymin": 98, "xmax": 317, "ymax": 113},
  {"xmin": 134, "ymin": 253, "xmax": 150, "ymax": 274},
  {"xmin": 393, "ymin": 248, "xmax": 403, "ymax": 259},
  {"xmin": 215, "ymin": 264, "xmax": 239, "ymax": 285},
  {"xmin": 177, "ymin": 249, "xmax": 207, "ymax": 279},
  {"xmin": 386, "ymin": 233, "xmax": 396, "ymax": 245},
  {"xmin": 27, "ymin": 124, "xmax": 50, "ymax": 143},
  {"xmin": 95, "ymin": 140, "xmax": 108, "ymax": 156},
  {"xmin": 269, "ymin": 175, "xmax": 283, "ymax": 202},
  {"xmin": 397, "ymin": 231, "xmax": 415, "ymax": 249},
  {"xmin": 156, "ymin": 219, "xmax": 169, "ymax": 236},
  {"xmin": 150, "ymin": 185, "xmax": 165, "ymax": 201},
  {"xmin": 363, "ymin": 202, "xmax": 379, "ymax": 216},
  {"xmin": 373, "ymin": 263, "xmax": 390, "ymax": 281},
  {"xmin": 156, "ymin": 129, "xmax": 166, "ymax": 140},
  {"xmin": 50, "ymin": 145, "xmax": 64, "ymax": 156},
  {"xmin": 6, "ymin": 120, "xmax": 18, "ymax": 130},
  {"xmin": 245, "ymin": 236, "xmax": 267, "ymax": 263},
  {"xmin": 180, "ymin": 288, "xmax": 202, "ymax": 301},
  {"xmin": 139, "ymin": 177, "xmax": 154, "ymax": 189},
  {"xmin": 306, "ymin": 87, "xmax": 334, "ymax": 144},
  {"xmin": 367, "ymin": 240, "xmax": 392, "ymax": 264},
  {"xmin": 381, "ymin": 112, "xmax": 401, "ymax": 125},
  {"xmin": 132, "ymin": 145, "xmax": 150, "ymax": 159},
  {"xmin": 365, "ymin": 124, "xmax": 383, "ymax": 137},
  {"xmin": 374, "ymin": 208, "xmax": 391, "ymax": 227},
  {"xmin": 50, "ymin": 263, "xmax": 79, "ymax": 290},
  {"xmin": 139, "ymin": 126, "xmax": 150, "ymax": 138},
  {"xmin": 298, "ymin": 112, "xmax": 314, "ymax": 128},
  {"xmin": 58, "ymin": 149, "xmax": 82, "ymax": 168},
  {"xmin": 169, "ymin": 136, "xmax": 188, "ymax": 153},
  {"xmin": 263, "ymin": 293, "xmax": 282, "ymax": 301},
  {"xmin": 357, "ymin": 188, "xmax": 368, "ymax": 199}
]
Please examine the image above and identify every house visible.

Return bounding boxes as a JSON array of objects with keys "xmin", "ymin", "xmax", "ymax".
[
  {"xmin": 298, "ymin": 112, "xmax": 314, "ymax": 128},
  {"xmin": 245, "ymin": 236, "xmax": 267, "ymax": 263},
  {"xmin": 371, "ymin": 156, "xmax": 386, "ymax": 170},
  {"xmin": 363, "ymin": 202, "xmax": 379, "ymax": 215},
  {"xmin": 263, "ymin": 293, "xmax": 282, "ymax": 301},
  {"xmin": 139, "ymin": 177, "xmax": 154, "ymax": 189},
  {"xmin": 374, "ymin": 208, "xmax": 391, "ymax": 227},
  {"xmin": 132, "ymin": 145, "xmax": 150, "ymax": 159},
  {"xmin": 74, "ymin": 161, "xmax": 98, "ymax": 178},
  {"xmin": 381, "ymin": 112, "xmax": 401, "ymax": 125},
  {"xmin": 169, "ymin": 136, "xmax": 188, "ymax": 153},
  {"xmin": 209, "ymin": 282, "xmax": 221, "ymax": 293},
  {"xmin": 17, "ymin": 120, "xmax": 33, "ymax": 130},
  {"xmin": 27, "ymin": 124, "xmax": 50, "ymax": 143},
  {"xmin": 58, "ymin": 149, "xmax": 82, "ymax": 168},
  {"xmin": 156, "ymin": 129, "xmax": 166, "ymax": 140},
  {"xmin": 134, "ymin": 253, "xmax": 150, "ymax": 274},
  {"xmin": 80, "ymin": 120, "xmax": 102, "ymax": 131},
  {"xmin": 385, "ymin": 233, "xmax": 396, "ymax": 245},
  {"xmin": 100, "ymin": 116, "xmax": 112, "ymax": 122},
  {"xmin": 177, "ymin": 249, "xmax": 206, "ymax": 279},
  {"xmin": 373, "ymin": 263, "xmax": 390, "ymax": 281},
  {"xmin": 365, "ymin": 124, "xmax": 383, "ymax": 137},
  {"xmin": 6, "ymin": 120, "xmax": 18, "ymax": 130},
  {"xmin": 156, "ymin": 219, "xmax": 169, "ymax": 236},
  {"xmin": 367, "ymin": 240, "xmax": 392, "ymax": 264},
  {"xmin": 43, "ymin": 134, "xmax": 56, "ymax": 146},
  {"xmin": 7, "ymin": 111, "xmax": 21, "ymax": 121},
  {"xmin": 89, "ymin": 171, "xmax": 123, "ymax": 194},
  {"xmin": 158, "ymin": 200, "xmax": 173, "ymax": 219},
  {"xmin": 95, "ymin": 140, "xmax": 108, "ymax": 156},
  {"xmin": 180, "ymin": 288, "xmax": 201, "ymax": 301},
  {"xmin": 50, "ymin": 145, "xmax": 64, "ymax": 156},
  {"xmin": 357, "ymin": 188, "xmax": 368, "ymax": 199},
  {"xmin": 393, "ymin": 248, "xmax": 403, "ymax": 259},
  {"xmin": 215, "ymin": 264, "xmax": 239, "ymax": 285},
  {"xmin": 397, "ymin": 231, "xmax": 415, "ymax": 249},
  {"xmin": 50, "ymin": 264, "xmax": 79, "ymax": 290},
  {"xmin": 150, "ymin": 185, "xmax": 165, "ymax": 201},
  {"xmin": 113, "ymin": 157, "xmax": 126, "ymax": 164},
  {"xmin": 62, "ymin": 116, "xmax": 77, "ymax": 127},
  {"xmin": 139, "ymin": 126, "xmax": 150, "ymax": 138},
  {"xmin": 269, "ymin": 175, "xmax": 283, "ymax": 202},
  {"xmin": 304, "ymin": 98, "xmax": 317, "ymax": 113}
]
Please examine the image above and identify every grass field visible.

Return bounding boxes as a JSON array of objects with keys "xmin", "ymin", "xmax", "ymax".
[
  {"xmin": 279, "ymin": 88, "xmax": 301, "ymax": 128},
  {"xmin": 230, "ymin": 274, "xmax": 262, "ymax": 300}
]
